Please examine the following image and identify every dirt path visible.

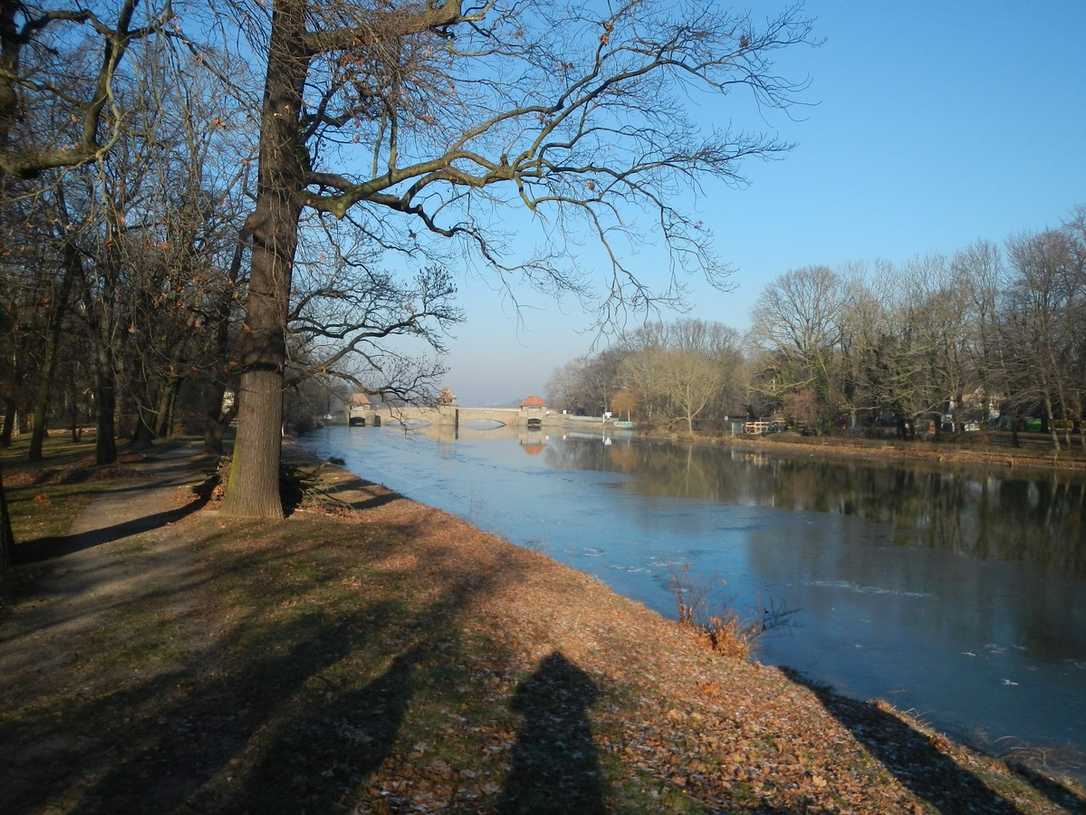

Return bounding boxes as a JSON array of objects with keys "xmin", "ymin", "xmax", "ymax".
[{"xmin": 0, "ymin": 444, "xmax": 214, "ymax": 693}]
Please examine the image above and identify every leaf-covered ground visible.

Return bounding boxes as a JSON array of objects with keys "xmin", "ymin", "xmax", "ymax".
[{"xmin": 1, "ymin": 439, "xmax": 1083, "ymax": 814}]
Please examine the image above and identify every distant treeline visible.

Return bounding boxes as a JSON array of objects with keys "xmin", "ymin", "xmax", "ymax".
[{"xmin": 547, "ymin": 204, "xmax": 1086, "ymax": 449}]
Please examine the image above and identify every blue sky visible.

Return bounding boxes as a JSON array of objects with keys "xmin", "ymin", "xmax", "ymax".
[{"xmin": 442, "ymin": 1, "xmax": 1086, "ymax": 405}]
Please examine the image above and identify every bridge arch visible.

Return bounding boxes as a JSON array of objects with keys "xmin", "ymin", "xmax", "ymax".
[{"xmin": 462, "ymin": 418, "xmax": 507, "ymax": 430}]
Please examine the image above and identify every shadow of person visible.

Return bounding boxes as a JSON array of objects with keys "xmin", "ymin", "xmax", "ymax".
[{"xmin": 498, "ymin": 651, "xmax": 606, "ymax": 815}]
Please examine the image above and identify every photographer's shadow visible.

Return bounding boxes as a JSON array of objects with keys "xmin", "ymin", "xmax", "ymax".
[{"xmin": 498, "ymin": 651, "xmax": 606, "ymax": 814}]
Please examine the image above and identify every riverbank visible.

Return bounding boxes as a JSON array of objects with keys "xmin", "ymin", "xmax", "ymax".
[
  {"xmin": 1, "ymin": 438, "xmax": 1083, "ymax": 813},
  {"xmin": 632, "ymin": 428, "xmax": 1086, "ymax": 474}
]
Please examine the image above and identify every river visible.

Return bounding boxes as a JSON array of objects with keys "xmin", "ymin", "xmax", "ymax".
[{"xmin": 299, "ymin": 423, "xmax": 1086, "ymax": 773}]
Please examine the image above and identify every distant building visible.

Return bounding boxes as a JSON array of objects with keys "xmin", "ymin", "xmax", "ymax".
[
  {"xmin": 347, "ymin": 392, "xmax": 372, "ymax": 426},
  {"xmin": 520, "ymin": 395, "xmax": 546, "ymax": 429}
]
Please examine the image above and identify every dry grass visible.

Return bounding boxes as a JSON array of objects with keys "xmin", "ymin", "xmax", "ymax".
[
  {"xmin": 0, "ymin": 448, "xmax": 1082, "ymax": 814},
  {"xmin": 668, "ymin": 566, "xmax": 768, "ymax": 662}
]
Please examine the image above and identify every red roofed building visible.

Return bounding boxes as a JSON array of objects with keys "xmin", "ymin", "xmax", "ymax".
[{"xmin": 520, "ymin": 394, "xmax": 545, "ymax": 428}]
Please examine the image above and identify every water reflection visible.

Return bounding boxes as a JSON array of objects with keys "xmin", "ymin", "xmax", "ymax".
[
  {"xmin": 544, "ymin": 438, "xmax": 1086, "ymax": 577},
  {"xmin": 518, "ymin": 431, "xmax": 548, "ymax": 456}
]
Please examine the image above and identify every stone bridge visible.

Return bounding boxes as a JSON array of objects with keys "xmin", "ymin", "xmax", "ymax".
[{"xmin": 348, "ymin": 403, "xmax": 560, "ymax": 429}]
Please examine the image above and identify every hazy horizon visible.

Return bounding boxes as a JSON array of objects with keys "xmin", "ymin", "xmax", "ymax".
[{"xmin": 438, "ymin": 0, "xmax": 1086, "ymax": 406}]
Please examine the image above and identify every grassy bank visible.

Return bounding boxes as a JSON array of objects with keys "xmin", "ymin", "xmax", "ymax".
[
  {"xmin": 1, "ymin": 442, "xmax": 1083, "ymax": 813},
  {"xmin": 2, "ymin": 436, "xmax": 137, "ymax": 545}
]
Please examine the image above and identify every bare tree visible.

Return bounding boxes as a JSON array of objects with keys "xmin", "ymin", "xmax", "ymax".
[
  {"xmin": 749, "ymin": 265, "xmax": 848, "ymax": 430},
  {"xmin": 661, "ymin": 347, "xmax": 723, "ymax": 433},
  {"xmin": 0, "ymin": 0, "xmax": 174, "ymax": 178},
  {"xmin": 0, "ymin": 300, "xmax": 14, "ymax": 573},
  {"xmin": 750, "ymin": 265, "xmax": 845, "ymax": 389},
  {"xmin": 1006, "ymin": 230, "xmax": 1079, "ymax": 451},
  {"xmin": 210, "ymin": 0, "xmax": 813, "ymax": 517},
  {"xmin": 27, "ymin": 183, "xmax": 82, "ymax": 460},
  {"xmin": 615, "ymin": 319, "xmax": 741, "ymax": 430}
]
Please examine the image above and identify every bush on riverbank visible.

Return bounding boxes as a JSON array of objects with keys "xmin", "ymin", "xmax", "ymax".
[{"xmin": 669, "ymin": 566, "xmax": 798, "ymax": 662}]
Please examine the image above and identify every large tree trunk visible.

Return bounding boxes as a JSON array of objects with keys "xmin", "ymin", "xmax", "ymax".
[
  {"xmin": 29, "ymin": 239, "xmax": 79, "ymax": 461},
  {"xmin": 69, "ymin": 377, "xmax": 81, "ymax": 443},
  {"xmin": 221, "ymin": 0, "xmax": 308, "ymax": 519},
  {"xmin": 155, "ymin": 377, "xmax": 179, "ymax": 438},
  {"xmin": 154, "ymin": 384, "xmax": 172, "ymax": 438},
  {"xmin": 204, "ymin": 223, "xmax": 248, "ymax": 454},
  {"xmin": 131, "ymin": 406, "xmax": 155, "ymax": 449},
  {"xmin": 0, "ymin": 461, "xmax": 13, "ymax": 575},
  {"xmin": 0, "ymin": 398, "xmax": 14, "ymax": 447},
  {"xmin": 1043, "ymin": 393, "xmax": 1060, "ymax": 452},
  {"xmin": 204, "ymin": 383, "xmax": 229, "ymax": 453},
  {"xmin": 94, "ymin": 343, "xmax": 117, "ymax": 465}
]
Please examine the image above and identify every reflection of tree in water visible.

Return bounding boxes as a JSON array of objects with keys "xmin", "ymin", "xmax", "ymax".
[
  {"xmin": 606, "ymin": 444, "xmax": 638, "ymax": 472},
  {"xmin": 545, "ymin": 438, "xmax": 1086, "ymax": 576},
  {"xmin": 547, "ymin": 438, "xmax": 731, "ymax": 502},
  {"xmin": 498, "ymin": 651, "xmax": 605, "ymax": 815}
]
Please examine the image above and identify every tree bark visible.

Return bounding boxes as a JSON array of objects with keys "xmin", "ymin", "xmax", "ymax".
[
  {"xmin": 69, "ymin": 379, "xmax": 81, "ymax": 443},
  {"xmin": 0, "ymin": 460, "xmax": 13, "ymax": 575},
  {"xmin": 153, "ymin": 341, "xmax": 188, "ymax": 439},
  {"xmin": 94, "ymin": 343, "xmax": 117, "ymax": 465},
  {"xmin": 155, "ymin": 377, "xmax": 180, "ymax": 438},
  {"xmin": 131, "ymin": 406, "xmax": 155, "ymax": 449},
  {"xmin": 204, "ymin": 384, "xmax": 229, "ymax": 453},
  {"xmin": 29, "ymin": 239, "xmax": 79, "ymax": 461},
  {"xmin": 154, "ymin": 384, "xmax": 172, "ymax": 438},
  {"xmin": 1, "ymin": 398, "xmax": 14, "ymax": 447},
  {"xmin": 221, "ymin": 0, "xmax": 308, "ymax": 519},
  {"xmin": 204, "ymin": 223, "xmax": 248, "ymax": 453},
  {"xmin": 1043, "ymin": 393, "xmax": 1060, "ymax": 452}
]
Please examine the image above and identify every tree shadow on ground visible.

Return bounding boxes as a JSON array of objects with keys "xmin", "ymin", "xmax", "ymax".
[
  {"xmin": 322, "ymin": 480, "xmax": 403, "ymax": 511},
  {"xmin": 280, "ymin": 463, "xmax": 405, "ymax": 515},
  {"xmin": 64, "ymin": 608, "xmax": 396, "ymax": 815},
  {"xmin": 233, "ymin": 643, "xmax": 424, "ymax": 814},
  {"xmin": 1, "ymin": 511, "xmax": 526, "ymax": 815},
  {"xmin": 13, "ymin": 478, "xmax": 215, "ymax": 564},
  {"xmin": 781, "ymin": 667, "xmax": 1024, "ymax": 814},
  {"xmin": 1008, "ymin": 762, "xmax": 1086, "ymax": 814},
  {"xmin": 498, "ymin": 650, "xmax": 606, "ymax": 815}
]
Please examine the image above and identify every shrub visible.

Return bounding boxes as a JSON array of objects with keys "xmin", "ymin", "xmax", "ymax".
[{"xmin": 668, "ymin": 565, "xmax": 796, "ymax": 661}]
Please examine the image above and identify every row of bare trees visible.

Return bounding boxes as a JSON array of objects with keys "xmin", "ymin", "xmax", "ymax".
[
  {"xmin": 749, "ymin": 207, "xmax": 1086, "ymax": 446},
  {"xmin": 1, "ymin": 0, "xmax": 814, "ymax": 574},
  {"xmin": 547, "ymin": 319, "xmax": 748, "ymax": 432},
  {"xmin": 548, "ymin": 207, "xmax": 1086, "ymax": 445}
]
